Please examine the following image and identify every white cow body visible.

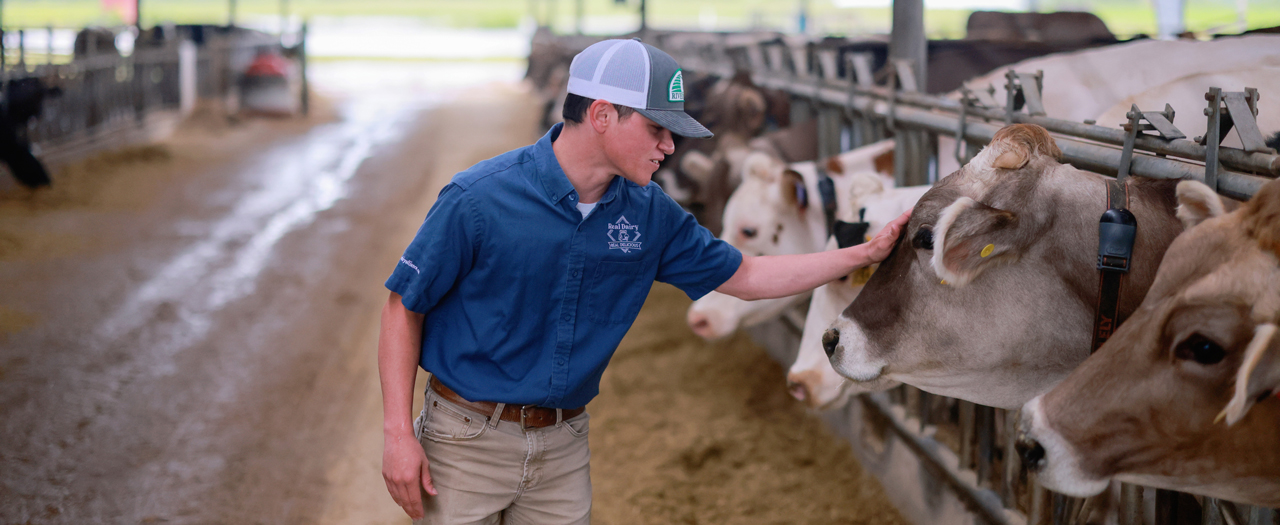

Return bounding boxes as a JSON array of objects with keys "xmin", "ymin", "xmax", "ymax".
[
  {"xmin": 935, "ymin": 35, "xmax": 1280, "ymax": 177},
  {"xmin": 686, "ymin": 140, "xmax": 896, "ymax": 340},
  {"xmin": 962, "ymin": 35, "xmax": 1280, "ymax": 123},
  {"xmin": 788, "ymin": 184, "xmax": 930, "ymax": 409},
  {"xmin": 1092, "ymin": 67, "xmax": 1280, "ymax": 150}
]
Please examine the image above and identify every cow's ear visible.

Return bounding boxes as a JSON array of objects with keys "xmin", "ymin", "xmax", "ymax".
[
  {"xmin": 1222, "ymin": 324, "xmax": 1279, "ymax": 426},
  {"xmin": 1176, "ymin": 180, "xmax": 1227, "ymax": 230},
  {"xmin": 737, "ymin": 88, "xmax": 767, "ymax": 132},
  {"xmin": 873, "ymin": 147, "xmax": 895, "ymax": 176},
  {"xmin": 680, "ymin": 150, "xmax": 715, "ymax": 184},
  {"xmin": 1242, "ymin": 178, "xmax": 1280, "ymax": 258},
  {"xmin": 980, "ymin": 124, "xmax": 1062, "ymax": 171},
  {"xmin": 782, "ymin": 169, "xmax": 808, "ymax": 210},
  {"xmin": 931, "ymin": 197, "xmax": 1021, "ymax": 286}
]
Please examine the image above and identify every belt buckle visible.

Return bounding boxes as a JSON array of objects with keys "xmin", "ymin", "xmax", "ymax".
[{"xmin": 519, "ymin": 405, "xmax": 533, "ymax": 431}]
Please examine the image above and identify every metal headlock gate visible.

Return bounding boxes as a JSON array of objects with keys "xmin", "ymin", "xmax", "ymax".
[
  {"xmin": 0, "ymin": 25, "xmax": 308, "ymax": 165},
  {"xmin": 648, "ymin": 30, "xmax": 1279, "ymax": 525}
]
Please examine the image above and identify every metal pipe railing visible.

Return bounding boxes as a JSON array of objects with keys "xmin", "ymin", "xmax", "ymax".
[{"xmin": 657, "ymin": 31, "xmax": 1280, "ymax": 525}]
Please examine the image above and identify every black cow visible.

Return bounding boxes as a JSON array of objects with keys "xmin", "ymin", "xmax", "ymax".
[{"xmin": 1, "ymin": 78, "xmax": 60, "ymax": 188}]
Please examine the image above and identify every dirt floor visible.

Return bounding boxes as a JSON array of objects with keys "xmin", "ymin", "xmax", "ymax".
[{"xmin": 0, "ymin": 69, "xmax": 904, "ymax": 524}]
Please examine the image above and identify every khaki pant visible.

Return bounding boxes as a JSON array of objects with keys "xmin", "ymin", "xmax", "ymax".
[{"xmin": 412, "ymin": 387, "xmax": 592, "ymax": 525}]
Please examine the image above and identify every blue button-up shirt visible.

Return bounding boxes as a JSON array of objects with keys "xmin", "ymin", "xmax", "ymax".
[{"xmin": 386, "ymin": 123, "xmax": 742, "ymax": 409}]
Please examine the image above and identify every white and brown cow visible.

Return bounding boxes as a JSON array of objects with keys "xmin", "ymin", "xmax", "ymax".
[
  {"xmin": 686, "ymin": 140, "xmax": 896, "ymax": 340},
  {"xmin": 786, "ymin": 183, "xmax": 929, "ymax": 409},
  {"xmin": 825, "ymin": 124, "xmax": 1185, "ymax": 409},
  {"xmin": 1017, "ymin": 179, "xmax": 1280, "ymax": 508}
]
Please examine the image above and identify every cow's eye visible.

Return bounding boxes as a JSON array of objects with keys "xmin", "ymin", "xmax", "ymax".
[
  {"xmin": 912, "ymin": 227, "xmax": 934, "ymax": 250},
  {"xmin": 1174, "ymin": 333, "xmax": 1226, "ymax": 365},
  {"xmin": 741, "ymin": 227, "xmax": 758, "ymax": 239}
]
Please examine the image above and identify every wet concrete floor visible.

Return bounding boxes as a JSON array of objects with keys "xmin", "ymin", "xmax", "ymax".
[{"xmin": 0, "ymin": 61, "xmax": 902, "ymax": 525}]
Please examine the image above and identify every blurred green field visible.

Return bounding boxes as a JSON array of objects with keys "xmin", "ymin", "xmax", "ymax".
[{"xmin": 6, "ymin": 0, "xmax": 1279, "ymax": 39}]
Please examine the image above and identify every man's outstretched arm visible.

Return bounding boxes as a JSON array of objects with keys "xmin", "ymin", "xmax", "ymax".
[
  {"xmin": 378, "ymin": 292, "xmax": 435, "ymax": 520},
  {"xmin": 716, "ymin": 210, "xmax": 910, "ymax": 301}
]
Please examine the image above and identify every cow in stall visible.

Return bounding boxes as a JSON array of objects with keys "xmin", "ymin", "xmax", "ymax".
[
  {"xmin": 655, "ymin": 74, "xmax": 803, "ymax": 235},
  {"xmin": 964, "ymin": 11, "xmax": 1116, "ymax": 45},
  {"xmin": 823, "ymin": 124, "xmax": 1185, "ymax": 409},
  {"xmin": 1017, "ymin": 179, "xmax": 1280, "ymax": 508},
  {"xmin": 959, "ymin": 34, "xmax": 1280, "ymax": 125},
  {"xmin": 73, "ymin": 27, "xmax": 119, "ymax": 60},
  {"xmin": 0, "ymin": 78, "xmax": 60, "ymax": 188},
  {"xmin": 787, "ymin": 182, "xmax": 929, "ymax": 409},
  {"xmin": 685, "ymin": 140, "xmax": 895, "ymax": 340}
]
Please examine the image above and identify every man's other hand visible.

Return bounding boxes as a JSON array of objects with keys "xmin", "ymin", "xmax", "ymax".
[{"xmin": 383, "ymin": 431, "xmax": 436, "ymax": 519}]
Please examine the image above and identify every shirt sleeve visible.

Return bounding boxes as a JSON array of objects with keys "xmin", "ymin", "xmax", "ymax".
[
  {"xmin": 654, "ymin": 192, "xmax": 743, "ymax": 301},
  {"xmin": 385, "ymin": 183, "xmax": 480, "ymax": 314}
]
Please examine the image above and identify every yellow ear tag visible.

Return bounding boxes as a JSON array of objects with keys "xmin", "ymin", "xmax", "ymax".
[
  {"xmin": 940, "ymin": 279, "xmax": 949, "ymax": 285},
  {"xmin": 848, "ymin": 265, "xmax": 876, "ymax": 287},
  {"xmin": 980, "ymin": 244, "xmax": 995, "ymax": 258}
]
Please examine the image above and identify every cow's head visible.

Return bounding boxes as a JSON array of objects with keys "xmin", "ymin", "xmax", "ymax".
[
  {"xmin": 687, "ymin": 142, "xmax": 897, "ymax": 341},
  {"xmin": 827, "ymin": 124, "xmax": 1182, "ymax": 408},
  {"xmin": 787, "ymin": 183, "xmax": 930, "ymax": 408},
  {"xmin": 1017, "ymin": 179, "xmax": 1280, "ymax": 507}
]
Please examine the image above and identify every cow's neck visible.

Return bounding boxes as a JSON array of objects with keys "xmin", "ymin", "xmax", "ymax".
[
  {"xmin": 800, "ymin": 164, "xmax": 851, "ymax": 250},
  {"xmin": 1053, "ymin": 171, "xmax": 1183, "ymax": 338}
]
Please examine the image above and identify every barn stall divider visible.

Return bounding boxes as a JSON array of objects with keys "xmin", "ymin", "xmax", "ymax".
[
  {"xmin": 0, "ymin": 24, "xmax": 308, "ymax": 167},
  {"xmin": 531, "ymin": 29, "xmax": 1278, "ymax": 525}
]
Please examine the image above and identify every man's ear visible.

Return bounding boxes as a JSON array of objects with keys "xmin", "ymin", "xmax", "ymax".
[
  {"xmin": 931, "ymin": 197, "xmax": 1022, "ymax": 286},
  {"xmin": 1222, "ymin": 323, "xmax": 1279, "ymax": 426},
  {"xmin": 1176, "ymin": 180, "xmax": 1227, "ymax": 230},
  {"xmin": 587, "ymin": 99, "xmax": 616, "ymax": 134}
]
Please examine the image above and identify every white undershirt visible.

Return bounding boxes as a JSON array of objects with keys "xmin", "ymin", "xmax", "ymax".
[{"xmin": 575, "ymin": 201, "xmax": 597, "ymax": 219}]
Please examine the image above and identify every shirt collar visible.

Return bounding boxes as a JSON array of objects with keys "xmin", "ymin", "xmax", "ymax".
[
  {"xmin": 535, "ymin": 123, "xmax": 577, "ymax": 203},
  {"xmin": 535, "ymin": 122, "xmax": 623, "ymax": 205}
]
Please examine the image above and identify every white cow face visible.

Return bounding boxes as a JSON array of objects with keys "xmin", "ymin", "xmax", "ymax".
[{"xmin": 720, "ymin": 151, "xmax": 818, "ymax": 257}]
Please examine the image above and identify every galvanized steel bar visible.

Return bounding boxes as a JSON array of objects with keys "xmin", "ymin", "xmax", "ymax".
[
  {"xmin": 860, "ymin": 393, "xmax": 1015, "ymax": 525},
  {"xmin": 738, "ymin": 75, "xmax": 1280, "ymax": 187}
]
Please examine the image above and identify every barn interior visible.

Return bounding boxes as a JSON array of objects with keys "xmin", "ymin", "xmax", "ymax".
[{"xmin": 1, "ymin": 1, "xmax": 1278, "ymax": 524}]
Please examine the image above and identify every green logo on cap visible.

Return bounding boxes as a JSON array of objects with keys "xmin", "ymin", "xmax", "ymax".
[{"xmin": 668, "ymin": 70, "xmax": 684, "ymax": 103}]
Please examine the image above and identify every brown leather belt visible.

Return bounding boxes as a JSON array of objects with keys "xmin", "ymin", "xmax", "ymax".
[{"xmin": 429, "ymin": 376, "xmax": 585, "ymax": 430}]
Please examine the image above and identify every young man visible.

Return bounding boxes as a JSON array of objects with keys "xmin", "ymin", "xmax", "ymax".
[{"xmin": 379, "ymin": 39, "xmax": 909, "ymax": 524}]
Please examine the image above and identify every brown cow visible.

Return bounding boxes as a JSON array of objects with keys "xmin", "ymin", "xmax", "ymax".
[
  {"xmin": 965, "ymin": 11, "xmax": 1116, "ymax": 45},
  {"xmin": 824, "ymin": 124, "xmax": 1185, "ymax": 409},
  {"xmin": 1017, "ymin": 179, "xmax": 1280, "ymax": 507}
]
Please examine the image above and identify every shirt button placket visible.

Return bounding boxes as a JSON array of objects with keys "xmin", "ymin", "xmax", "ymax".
[{"xmin": 550, "ymin": 228, "xmax": 586, "ymax": 404}]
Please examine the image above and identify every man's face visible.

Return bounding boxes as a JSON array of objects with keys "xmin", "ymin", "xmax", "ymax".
[{"xmin": 602, "ymin": 110, "xmax": 676, "ymax": 186}]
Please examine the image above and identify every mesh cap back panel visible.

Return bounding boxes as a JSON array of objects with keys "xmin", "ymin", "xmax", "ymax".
[
  {"xmin": 598, "ymin": 42, "xmax": 648, "ymax": 93},
  {"xmin": 566, "ymin": 40, "xmax": 650, "ymax": 109},
  {"xmin": 569, "ymin": 43, "xmax": 609, "ymax": 82}
]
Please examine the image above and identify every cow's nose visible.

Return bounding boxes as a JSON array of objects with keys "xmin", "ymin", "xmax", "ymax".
[
  {"xmin": 1016, "ymin": 435, "xmax": 1046, "ymax": 472},
  {"xmin": 822, "ymin": 329, "xmax": 840, "ymax": 357}
]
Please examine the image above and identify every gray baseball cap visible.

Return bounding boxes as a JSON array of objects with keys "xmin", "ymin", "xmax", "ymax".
[{"xmin": 567, "ymin": 39, "xmax": 713, "ymax": 139}]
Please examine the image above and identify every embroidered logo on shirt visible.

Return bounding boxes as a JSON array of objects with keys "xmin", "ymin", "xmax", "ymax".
[
  {"xmin": 607, "ymin": 216, "xmax": 643, "ymax": 253},
  {"xmin": 399, "ymin": 256, "xmax": 420, "ymax": 274}
]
